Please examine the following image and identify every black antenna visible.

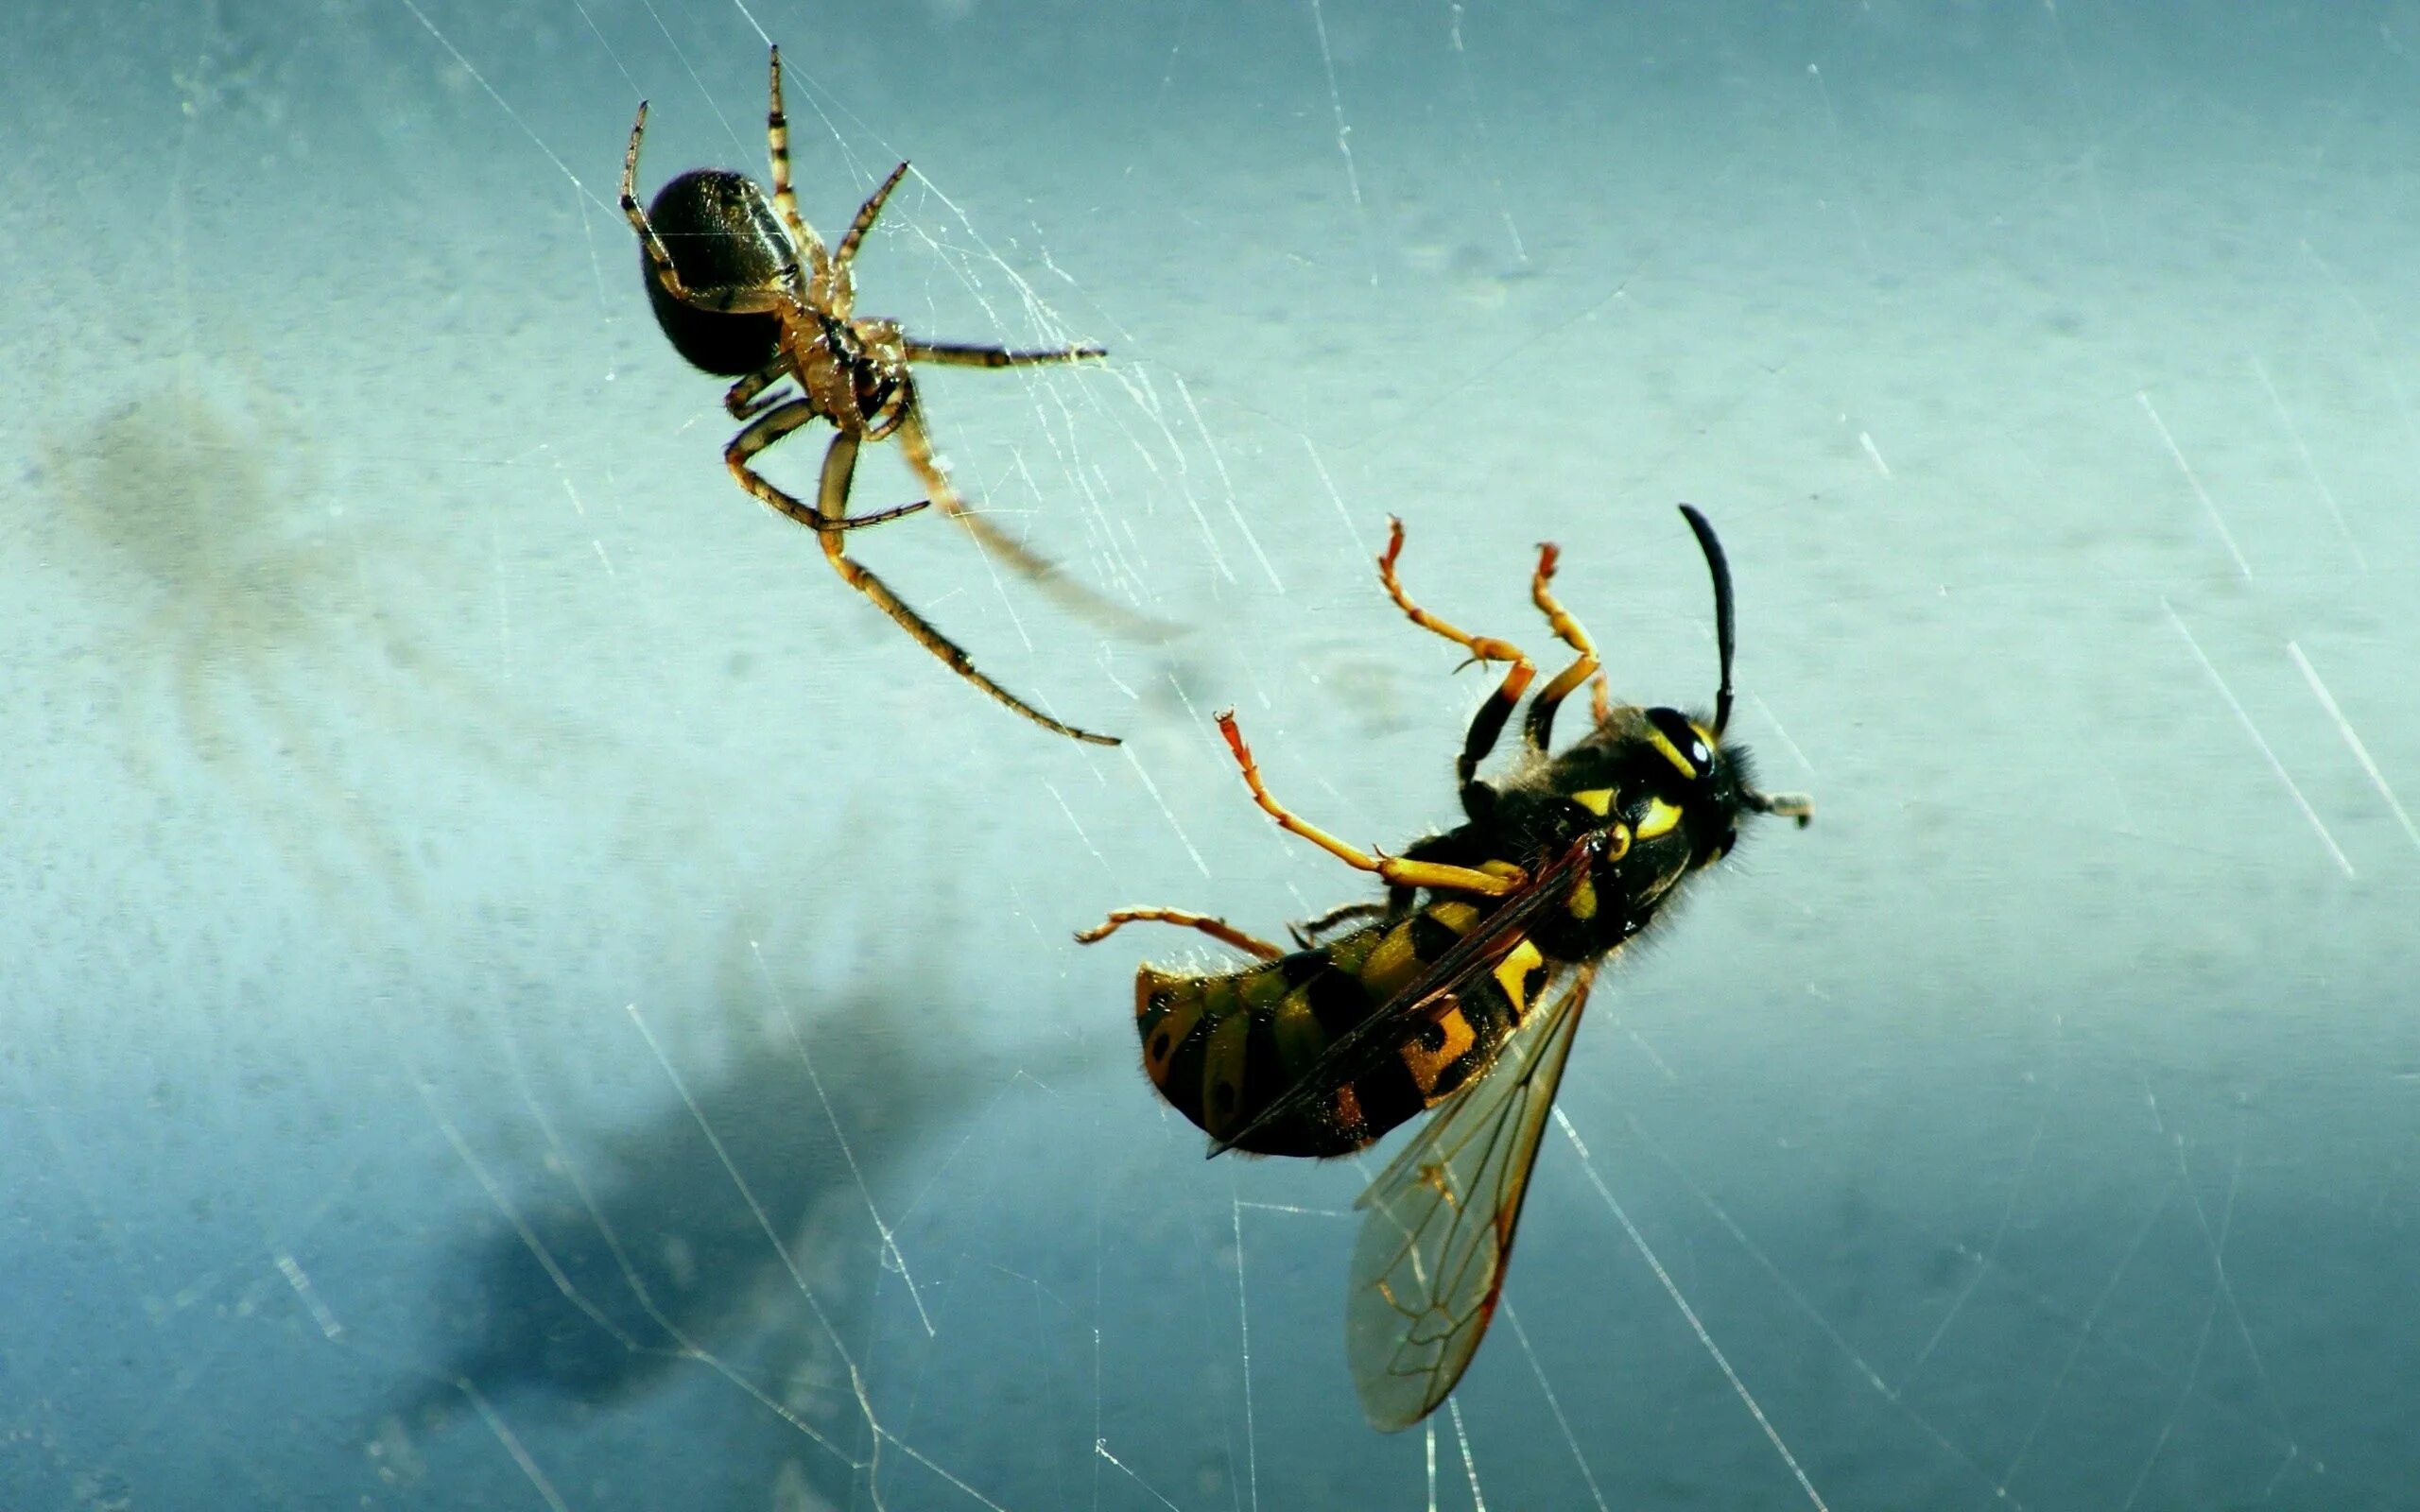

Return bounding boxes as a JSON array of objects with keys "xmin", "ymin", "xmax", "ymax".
[{"xmin": 1676, "ymin": 505, "xmax": 1735, "ymax": 736}]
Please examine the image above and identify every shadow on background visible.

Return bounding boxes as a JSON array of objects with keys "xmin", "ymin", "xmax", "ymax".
[{"xmin": 388, "ymin": 901, "xmax": 1098, "ymax": 1508}]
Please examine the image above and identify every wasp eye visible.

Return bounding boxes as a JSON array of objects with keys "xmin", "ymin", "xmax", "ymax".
[{"xmin": 1645, "ymin": 707, "xmax": 1714, "ymax": 782}]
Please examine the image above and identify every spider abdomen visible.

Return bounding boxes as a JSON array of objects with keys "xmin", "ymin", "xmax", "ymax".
[{"xmin": 640, "ymin": 169, "xmax": 789, "ymax": 375}]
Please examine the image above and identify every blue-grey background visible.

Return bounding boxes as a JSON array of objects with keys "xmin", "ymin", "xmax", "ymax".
[{"xmin": 5, "ymin": 2, "xmax": 2417, "ymax": 1507}]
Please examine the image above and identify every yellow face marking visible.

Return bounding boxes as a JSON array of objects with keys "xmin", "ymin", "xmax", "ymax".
[
  {"xmin": 1491, "ymin": 938, "xmax": 1547, "ymax": 1017},
  {"xmin": 1200, "ymin": 1011, "xmax": 1253, "ymax": 1134},
  {"xmin": 1400, "ymin": 1006, "xmax": 1478, "ymax": 1096},
  {"xmin": 1688, "ymin": 720, "xmax": 1719, "ymax": 750},
  {"xmin": 1637, "ymin": 797, "xmax": 1685, "ymax": 840},
  {"xmin": 1571, "ymin": 787, "xmax": 1615, "ymax": 816},
  {"xmin": 1566, "ymin": 874, "xmax": 1598, "ymax": 921},
  {"xmin": 1271, "ymin": 989, "xmax": 1327, "ymax": 1076}
]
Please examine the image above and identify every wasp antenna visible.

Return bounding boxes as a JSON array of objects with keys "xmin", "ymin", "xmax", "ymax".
[
  {"xmin": 1676, "ymin": 505, "xmax": 1736, "ymax": 737},
  {"xmin": 1745, "ymin": 787, "xmax": 1814, "ymax": 828}
]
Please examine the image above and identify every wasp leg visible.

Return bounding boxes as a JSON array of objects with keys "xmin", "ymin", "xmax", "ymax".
[
  {"xmin": 1377, "ymin": 518, "xmax": 1536, "ymax": 803},
  {"xmin": 725, "ymin": 404, "xmax": 931, "ymax": 531},
  {"xmin": 813, "ymin": 430, "xmax": 1119, "ymax": 745},
  {"xmin": 891, "ymin": 403, "xmax": 1175, "ymax": 643},
  {"xmin": 1521, "ymin": 541, "xmax": 1607, "ymax": 751},
  {"xmin": 1217, "ymin": 711, "xmax": 1519, "ymax": 897},
  {"xmin": 1075, "ymin": 908, "xmax": 1283, "ymax": 959},
  {"xmin": 762, "ymin": 46, "xmax": 832, "ymax": 297},
  {"xmin": 1287, "ymin": 832, "xmax": 1468, "ymax": 944},
  {"xmin": 1287, "ymin": 901, "xmax": 1391, "ymax": 949}
]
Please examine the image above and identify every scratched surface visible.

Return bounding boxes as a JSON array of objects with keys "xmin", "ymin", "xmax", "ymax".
[{"xmin": 2, "ymin": 4, "xmax": 2416, "ymax": 1509}]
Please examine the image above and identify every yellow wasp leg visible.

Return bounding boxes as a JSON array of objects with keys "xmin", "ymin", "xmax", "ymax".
[
  {"xmin": 1523, "ymin": 541, "xmax": 1608, "ymax": 747},
  {"xmin": 1074, "ymin": 907, "xmax": 1284, "ymax": 960},
  {"xmin": 1218, "ymin": 712, "xmax": 1520, "ymax": 897},
  {"xmin": 1378, "ymin": 517, "xmax": 1535, "ymax": 787}
]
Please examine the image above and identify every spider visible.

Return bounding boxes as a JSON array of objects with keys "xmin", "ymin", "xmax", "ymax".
[{"xmin": 621, "ymin": 45, "xmax": 1126, "ymax": 746}]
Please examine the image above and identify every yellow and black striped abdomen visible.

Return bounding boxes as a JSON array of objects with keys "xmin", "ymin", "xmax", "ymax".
[{"xmin": 1134, "ymin": 901, "xmax": 1551, "ymax": 1158}]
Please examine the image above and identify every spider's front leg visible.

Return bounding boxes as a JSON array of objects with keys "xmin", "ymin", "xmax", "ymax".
[{"xmin": 762, "ymin": 46, "xmax": 832, "ymax": 296}]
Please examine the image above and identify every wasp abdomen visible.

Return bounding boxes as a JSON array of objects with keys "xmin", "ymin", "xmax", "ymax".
[{"xmin": 1133, "ymin": 899, "xmax": 1546, "ymax": 1158}]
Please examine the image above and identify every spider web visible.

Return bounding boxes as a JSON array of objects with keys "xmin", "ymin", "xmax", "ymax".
[{"xmin": 4, "ymin": 1, "xmax": 2419, "ymax": 1509}]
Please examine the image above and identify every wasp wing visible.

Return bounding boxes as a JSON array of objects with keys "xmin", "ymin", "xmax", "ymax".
[
  {"xmin": 1344, "ymin": 962, "xmax": 1597, "ymax": 1432},
  {"xmin": 1208, "ymin": 833, "xmax": 1609, "ymax": 1159}
]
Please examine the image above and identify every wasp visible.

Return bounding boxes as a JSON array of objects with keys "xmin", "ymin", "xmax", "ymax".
[{"xmin": 1077, "ymin": 506, "xmax": 1811, "ymax": 1431}]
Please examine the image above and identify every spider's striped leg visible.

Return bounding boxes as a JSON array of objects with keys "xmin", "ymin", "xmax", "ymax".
[
  {"xmin": 622, "ymin": 102, "xmax": 777, "ymax": 315},
  {"xmin": 811, "ymin": 429, "xmax": 1120, "ymax": 746},
  {"xmin": 1521, "ymin": 542, "xmax": 1607, "ymax": 752},
  {"xmin": 1376, "ymin": 518, "xmax": 1536, "ymax": 802},
  {"xmin": 762, "ymin": 46, "xmax": 831, "ymax": 293},
  {"xmin": 831, "ymin": 163, "xmax": 911, "ymax": 277},
  {"xmin": 725, "ymin": 403, "xmax": 927, "ymax": 531},
  {"xmin": 1075, "ymin": 908, "xmax": 1284, "ymax": 959},
  {"xmin": 723, "ymin": 363, "xmax": 793, "ymax": 421},
  {"xmin": 891, "ymin": 402, "xmax": 1174, "ymax": 643},
  {"xmin": 904, "ymin": 340, "xmax": 1108, "ymax": 369},
  {"xmin": 619, "ymin": 102, "xmax": 686, "ymax": 297}
]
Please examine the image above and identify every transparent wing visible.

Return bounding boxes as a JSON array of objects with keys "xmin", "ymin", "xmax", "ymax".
[
  {"xmin": 1210, "ymin": 832, "xmax": 1610, "ymax": 1158},
  {"xmin": 1344, "ymin": 964, "xmax": 1597, "ymax": 1432}
]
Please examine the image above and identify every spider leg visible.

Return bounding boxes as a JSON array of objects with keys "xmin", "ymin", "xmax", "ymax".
[
  {"xmin": 724, "ymin": 363, "xmax": 794, "ymax": 421},
  {"xmin": 763, "ymin": 46, "xmax": 832, "ymax": 294},
  {"xmin": 905, "ymin": 340, "xmax": 1108, "ymax": 369},
  {"xmin": 893, "ymin": 401, "xmax": 1175, "ymax": 643},
  {"xmin": 1217, "ymin": 711, "xmax": 1519, "ymax": 897},
  {"xmin": 813, "ymin": 429, "xmax": 1120, "ymax": 746},
  {"xmin": 1377, "ymin": 518, "xmax": 1536, "ymax": 801},
  {"xmin": 622, "ymin": 101, "xmax": 781, "ymax": 315},
  {"xmin": 727, "ymin": 401, "xmax": 931, "ymax": 531},
  {"xmin": 830, "ymin": 161, "xmax": 912, "ymax": 294},
  {"xmin": 619, "ymin": 102, "xmax": 688, "ymax": 299},
  {"xmin": 1521, "ymin": 541, "xmax": 1607, "ymax": 751},
  {"xmin": 1075, "ymin": 908, "xmax": 1284, "ymax": 959}
]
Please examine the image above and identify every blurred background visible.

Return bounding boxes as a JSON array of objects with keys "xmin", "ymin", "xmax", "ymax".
[{"xmin": 4, "ymin": 1, "xmax": 2417, "ymax": 1506}]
